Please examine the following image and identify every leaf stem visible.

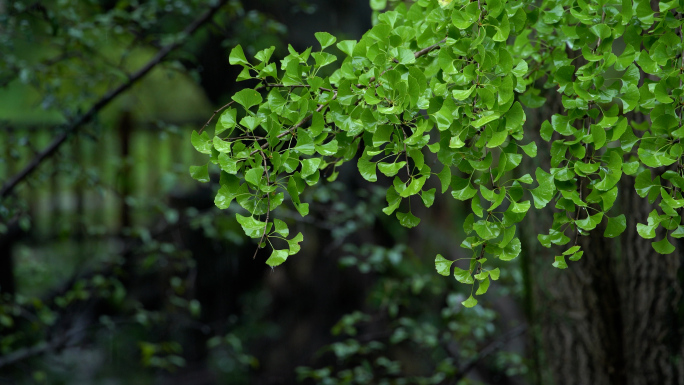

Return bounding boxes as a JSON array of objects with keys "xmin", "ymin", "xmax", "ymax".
[{"xmin": 253, "ymin": 145, "xmax": 272, "ymax": 259}]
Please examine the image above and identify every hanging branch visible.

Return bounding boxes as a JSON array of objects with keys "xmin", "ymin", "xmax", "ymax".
[{"xmin": 0, "ymin": 0, "xmax": 229, "ymax": 199}]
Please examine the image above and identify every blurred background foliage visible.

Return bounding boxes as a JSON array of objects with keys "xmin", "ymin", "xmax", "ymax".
[{"xmin": 0, "ymin": 1, "xmax": 530, "ymax": 384}]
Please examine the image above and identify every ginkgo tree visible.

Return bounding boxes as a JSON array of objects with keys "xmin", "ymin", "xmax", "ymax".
[{"xmin": 190, "ymin": 0, "xmax": 684, "ymax": 307}]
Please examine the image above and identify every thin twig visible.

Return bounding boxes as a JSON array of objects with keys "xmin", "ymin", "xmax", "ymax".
[
  {"xmin": 199, "ymin": 84, "xmax": 333, "ymax": 134},
  {"xmin": 450, "ymin": 324, "xmax": 527, "ymax": 384},
  {"xmin": 248, "ymin": 90, "xmax": 338, "ymax": 157},
  {"xmin": 253, "ymin": 145, "xmax": 271, "ymax": 259},
  {"xmin": 0, "ymin": 0, "xmax": 229, "ymax": 199},
  {"xmin": 414, "ymin": 38, "xmax": 447, "ymax": 59},
  {"xmin": 400, "ymin": 125, "xmax": 411, "ymax": 177},
  {"xmin": 199, "ymin": 99, "xmax": 238, "ymax": 134}
]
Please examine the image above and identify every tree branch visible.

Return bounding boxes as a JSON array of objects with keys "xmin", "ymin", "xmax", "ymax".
[
  {"xmin": 450, "ymin": 324, "xmax": 527, "ymax": 383},
  {"xmin": 414, "ymin": 38, "xmax": 447, "ymax": 59},
  {"xmin": 253, "ymin": 145, "xmax": 271, "ymax": 259},
  {"xmin": 248, "ymin": 90, "xmax": 338, "ymax": 157},
  {"xmin": 0, "ymin": 0, "xmax": 229, "ymax": 199},
  {"xmin": 0, "ymin": 326, "xmax": 81, "ymax": 368}
]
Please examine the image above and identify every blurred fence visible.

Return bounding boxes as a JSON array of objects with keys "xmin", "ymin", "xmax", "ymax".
[
  {"xmin": 1, "ymin": 121, "xmax": 207, "ymax": 240},
  {"xmin": 0, "ymin": 119, "xmax": 211, "ymax": 297}
]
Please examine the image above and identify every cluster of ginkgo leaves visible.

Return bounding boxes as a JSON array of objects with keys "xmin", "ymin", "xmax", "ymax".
[{"xmin": 191, "ymin": 0, "xmax": 684, "ymax": 306}]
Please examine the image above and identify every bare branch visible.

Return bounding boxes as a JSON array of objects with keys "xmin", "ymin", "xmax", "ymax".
[
  {"xmin": 450, "ymin": 324, "xmax": 527, "ymax": 383},
  {"xmin": 0, "ymin": 0, "xmax": 229, "ymax": 199},
  {"xmin": 414, "ymin": 38, "xmax": 447, "ymax": 59}
]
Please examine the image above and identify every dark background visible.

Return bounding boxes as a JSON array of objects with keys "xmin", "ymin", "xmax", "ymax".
[{"xmin": 0, "ymin": 1, "xmax": 682, "ymax": 385}]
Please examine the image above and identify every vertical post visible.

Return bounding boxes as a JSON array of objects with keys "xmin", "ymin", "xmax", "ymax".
[
  {"xmin": 0, "ymin": 126, "xmax": 16, "ymax": 296},
  {"xmin": 118, "ymin": 112, "xmax": 133, "ymax": 233}
]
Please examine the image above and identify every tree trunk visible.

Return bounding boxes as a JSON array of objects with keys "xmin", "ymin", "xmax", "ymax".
[{"xmin": 535, "ymin": 173, "xmax": 684, "ymax": 385}]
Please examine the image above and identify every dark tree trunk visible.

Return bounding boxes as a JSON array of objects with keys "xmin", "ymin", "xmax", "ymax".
[
  {"xmin": 520, "ymin": 68, "xmax": 684, "ymax": 383},
  {"xmin": 0, "ymin": 221, "xmax": 19, "ymax": 296},
  {"xmin": 536, "ymin": 180, "xmax": 684, "ymax": 385}
]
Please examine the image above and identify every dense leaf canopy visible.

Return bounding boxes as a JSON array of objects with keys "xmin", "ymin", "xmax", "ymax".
[{"xmin": 191, "ymin": 0, "xmax": 684, "ymax": 306}]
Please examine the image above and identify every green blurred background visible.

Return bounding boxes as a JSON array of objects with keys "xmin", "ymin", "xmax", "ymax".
[{"xmin": 0, "ymin": 1, "xmax": 625, "ymax": 384}]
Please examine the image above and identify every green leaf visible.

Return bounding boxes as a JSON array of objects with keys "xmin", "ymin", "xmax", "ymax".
[
  {"xmin": 595, "ymin": 151, "xmax": 622, "ymax": 191},
  {"xmin": 601, "ymin": 187, "xmax": 619, "ymax": 211},
  {"xmin": 454, "ymin": 266, "xmax": 474, "ymax": 284},
  {"xmin": 493, "ymin": 15, "xmax": 510, "ymax": 42},
  {"xmin": 316, "ymin": 140, "xmax": 338, "ymax": 156},
  {"xmin": 287, "ymin": 232, "xmax": 304, "ymax": 255},
  {"xmin": 461, "ymin": 295, "xmax": 478, "ymax": 308},
  {"xmin": 235, "ymin": 214, "xmax": 267, "ymax": 238},
  {"xmin": 531, "ymin": 168, "xmax": 555, "ymax": 209},
  {"xmin": 397, "ymin": 211, "xmax": 420, "ymax": 228},
  {"xmin": 671, "ymin": 226, "xmax": 684, "ymax": 238},
  {"xmin": 452, "ymin": 3, "xmax": 479, "ymax": 29},
  {"xmin": 500, "ymin": 238, "xmax": 521, "ymax": 261},
  {"xmin": 473, "ymin": 220, "xmax": 500, "ymax": 240},
  {"xmin": 451, "ymin": 180, "xmax": 478, "ymax": 200},
  {"xmin": 637, "ymin": 210, "xmax": 661, "ymax": 239},
  {"xmin": 592, "ymin": 126, "xmax": 606, "ymax": 150},
  {"xmin": 401, "ymin": 177, "xmax": 427, "ymax": 198},
  {"xmin": 489, "ymin": 268, "xmax": 500, "ymax": 280},
  {"xmin": 191, "ymin": 131, "xmax": 212, "ymax": 154},
  {"xmin": 229, "ymin": 45, "xmax": 249, "ymax": 66},
  {"xmin": 358, "ymin": 158, "xmax": 377, "ymax": 182},
  {"xmin": 590, "ymin": 24, "xmax": 611, "ymax": 39},
  {"xmin": 312, "ymin": 52, "xmax": 337, "ymax": 68},
  {"xmin": 370, "ymin": 0, "xmax": 387, "ymax": 10},
  {"xmin": 213, "ymin": 137, "xmax": 231, "ymax": 153},
  {"xmin": 652, "ymin": 238, "xmax": 675, "ymax": 254},
  {"xmin": 301, "ymin": 158, "xmax": 322, "ymax": 178},
  {"xmin": 487, "ymin": 130, "xmax": 508, "ymax": 148},
  {"xmin": 397, "ymin": 48, "xmax": 415, "ymax": 64},
  {"xmin": 475, "ymin": 277, "xmax": 490, "ymax": 295},
  {"xmin": 538, "ymin": 229, "xmax": 570, "ymax": 247},
  {"xmin": 189, "ymin": 164, "xmax": 210, "ymax": 183},
  {"xmin": 217, "ymin": 108, "xmax": 237, "ymax": 135},
  {"xmin": 512, "ymin": 61, "xmax": 528, "ymax": 78},
  {"xmin": 635, "ymin": 170, "xmax": 658, "ymax": 198},
  {"xmin": 575, "ymin": 212, "xmax": 604, "ymax": 231},
  {"xmin": 315, "ymin": 32, "xmax": 336, "ymax": 49},
  {"xmin": 552, "ymin": 255, "xmax": 568, "ymax": 269},
  {"xmin": 449, "ymin": 134, "xmax": 465, "ymax": 149},
  {"xmin": 421, "ymin": 188, "xmax": 436, "ymax": 207},
  {"xmin": 604, "ymin": 215, "xmax": 627, "ymax": 238},
  {"xmin": 438, "ymin": 165, "xmax": 452, "ymax": 194},
  {"xmin": 569, "ymin": 251, "xmax": 583, "ymax": 261},
  {"xmin": 623, "ymin": 161, "xmax": 639, "ymax": 175},
  {"xmin": 232, "ymin": 89, "xmax": 263, "ymax": 110},
  {"xmin": 510, "ymin": 200, "xmax": 531, "ymax": 214},
  {"xmin": 519, "ymin": 143, "xmax": 536, "ymax": 159},
  {"xmin": 452, "ymin": 85, "xmax": 476, "ymax": 100},
  {"xmin": 639, "ymin": 138, "xmax": 676, "ymax": 168},
  {"xmin": 471, "ymin": 195, "xmax": 483, "ymax": 217},
  {"xmin": 273, "ymin": 219, "xmax": 289, "ymax": 237},
  {"xmin": 472, "ymin": 113, "xmax": 501, "ymax": 128},
  {"xmin": 266, "ymin": 250, "xmax": 289, "ymax": 267},
  {"xmin": 620, "ymin": 84, "xmax": 640, "ymax": 112},
  {"xmin": 562, "ymin": 246, "xmax": 581, "ymax": 256},
  {"xmin": 378, "ymin": 162, "xmax": 406, "ymax": 177},
  {"xmin": 621, "ymin": 0, "xmax": 633, "ymax": 23},
  {"xmin": 215, "ymin": 184, "xmax": 236, "ymax": 209},
  {"xmin": 336, "ymin": 40, "xmax": 356, "ymax": 56},
  {"xmin": 245, "ymin": 166, "xmax": 264, "ymax": 187},
  {"xmin": 435, "ymin": 254, "xmax": 453, "ymax": 276},
  {"xmin": 540, "ymin": 121, "xmax": 553, "ymax": 141},
  {"xmin": 218, "ymin": 153, "xmax": 239, "ymax": 174}
]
